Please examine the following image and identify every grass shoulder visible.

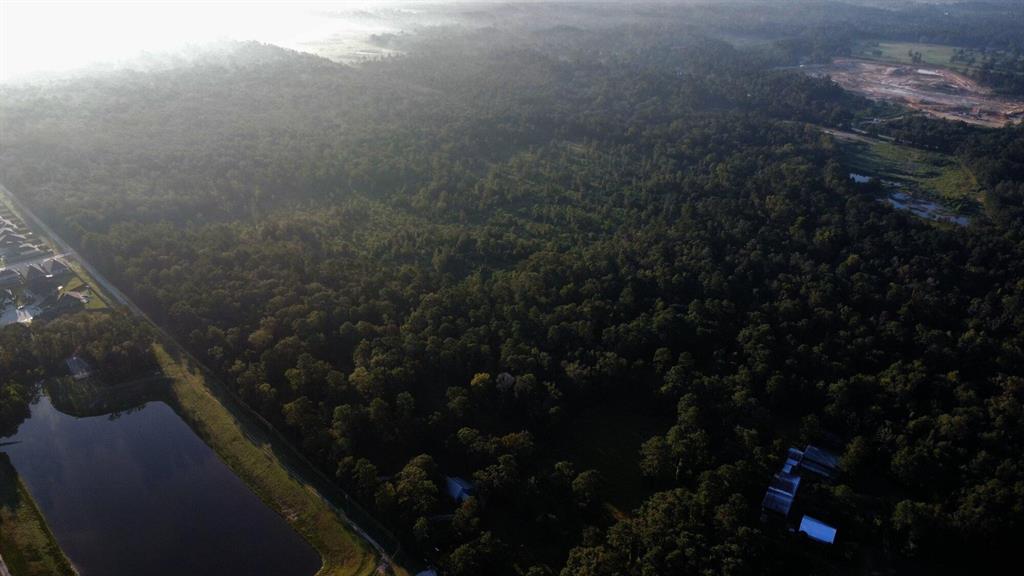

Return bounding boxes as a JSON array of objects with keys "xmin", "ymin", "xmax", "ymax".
[
  {"xmin": 0, "ymin": 453, "xmax": 76, "ymax": 576},
  {"xmin": 152, "ymin": 343, "xmax": 384, "ymax": 576}
]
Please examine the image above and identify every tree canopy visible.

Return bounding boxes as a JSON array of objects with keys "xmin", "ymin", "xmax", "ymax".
[{"xmin": 2, "ymin": 3, "xmax": 1024, "ymax": 573}]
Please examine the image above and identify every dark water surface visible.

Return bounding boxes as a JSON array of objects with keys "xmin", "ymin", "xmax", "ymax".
[{"xmin": 2, "ymin": 395, "xmax": 320, "ymax": 576}]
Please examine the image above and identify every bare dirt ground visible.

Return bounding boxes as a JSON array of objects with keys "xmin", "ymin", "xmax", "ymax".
[{"xmin": 814, "ymin": 58, "xmax": 1024, "ymax": 127}]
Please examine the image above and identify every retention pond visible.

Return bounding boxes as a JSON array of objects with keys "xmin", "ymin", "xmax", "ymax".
[{"xmin": 1, "ymin": 393, "xmax": 320, "ymax": 576}]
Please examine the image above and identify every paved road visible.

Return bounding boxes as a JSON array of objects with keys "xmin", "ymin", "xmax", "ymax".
[
  {"xmin": 0, "ymin": 181, "xmax": 403, "ymax": 573},
  {"xmin": 0, "ymin": 553, "xmax": 11, "ymax": 576}
]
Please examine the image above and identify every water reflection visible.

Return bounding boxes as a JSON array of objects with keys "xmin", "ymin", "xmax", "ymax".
[{"xmin": 1, "ymin": 393, "xmax": 319, "ymax": 576}]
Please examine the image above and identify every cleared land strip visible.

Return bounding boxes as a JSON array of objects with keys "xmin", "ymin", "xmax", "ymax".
[{"xmin": 0, "ymin": 182, "xmax": 406, "ymax": 576}]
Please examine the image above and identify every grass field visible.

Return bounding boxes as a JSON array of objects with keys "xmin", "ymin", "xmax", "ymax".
[
  {"xmin": 0, "ymin": 454, "xmax": 76, "ymax": 576},
  {"xmin": 854, "ymin": 41, "xmax": 962, "ymax": 70},
  {"xmin": 153, "ymin": 344, "xmax": 385, "ymax": 576},
  {"xmin": 853, "ymin": 41, "xmax": 1024, "ymax": 78},
  {"xmin": 836, "ymin": 132, "xmax": 982, "ymax": 210}
]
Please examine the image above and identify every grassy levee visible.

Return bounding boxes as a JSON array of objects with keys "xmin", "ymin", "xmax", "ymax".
[
  {"xmin": 0, "ymin": 454, "xmax": 76, "ymax": 576},
  {"xmin": 153, "ymin": 343, "xmax": 404, "ymax": 576}
]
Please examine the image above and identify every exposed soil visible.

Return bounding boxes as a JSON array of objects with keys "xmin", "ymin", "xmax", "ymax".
[{"xmin": 813, "ymin": 58, "xmax": 1024, "ymax": 127}]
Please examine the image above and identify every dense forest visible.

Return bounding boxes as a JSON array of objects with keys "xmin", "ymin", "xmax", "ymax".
[{"xmin": 2, "ymin": 2, "xmax": 1024, "ymax": 575}]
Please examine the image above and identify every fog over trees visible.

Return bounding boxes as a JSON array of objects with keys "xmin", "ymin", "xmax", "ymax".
[{"xmin": 2, "ymin": 1, "xmax": 1024, "ymax": 575}]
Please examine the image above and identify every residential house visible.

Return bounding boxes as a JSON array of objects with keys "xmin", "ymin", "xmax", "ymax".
[
  {"xmin": 25, "ymin": 263, "xmax": 52, "ymax": 292},
  {"xmin": 0, "ymin": 233, "xmax": 27, "ymax": 249},
  {"xmin": 44, "ymin": 258, "xmax": 73, "ymax": 279},
  {"xmin": 0, "ymin": 269, "xmax": 22, "ymax": 289},
  {"xmin": 1, "ymin": 243, "xmax": 45, "ymax": 263},
  {"xmin": 35, "ymin": 292, "xmax": 84, "ymax": 320}
]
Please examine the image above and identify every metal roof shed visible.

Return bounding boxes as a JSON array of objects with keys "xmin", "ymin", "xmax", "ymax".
[
  {"xmin": 761, "ymin": 473, "xmax": 801, "ymax": 517},
  {"xmin": 800, "ymin": 445, "xmax": 840, "ymax": 479},
  {"xmin": 445, "ymin": 476, "xmax": 475, "ymax": 503},
  {"xmin": 798, "ymin": 515, "xmax": 837, "ymax": 544}
]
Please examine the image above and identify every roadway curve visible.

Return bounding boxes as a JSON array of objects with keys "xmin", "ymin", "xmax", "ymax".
[{"xmin": 0, "ymin": 182, "xmax": 404, "ymax": 574}]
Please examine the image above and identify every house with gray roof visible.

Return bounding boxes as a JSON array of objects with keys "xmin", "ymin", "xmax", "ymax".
[{"xmin": 0, "ymin": 269, "xmax": 22, "ymax": 289}]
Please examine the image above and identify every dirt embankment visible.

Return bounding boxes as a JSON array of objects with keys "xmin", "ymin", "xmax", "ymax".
[{"xmin": 813, "ymin": 58, "xmax": 1024, "ymax": 127}]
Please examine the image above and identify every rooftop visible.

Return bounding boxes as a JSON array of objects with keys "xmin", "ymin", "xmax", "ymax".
[
  {"xmin": 445, "ymin": 476, "xmax": 475, "ymax": 503},
  {"xmin": 799, "ymin": 515, "xmax": 837, "ymax": 544}
]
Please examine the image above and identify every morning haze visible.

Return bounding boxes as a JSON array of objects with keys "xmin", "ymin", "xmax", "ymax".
[{"xmin": 1, "ymin": 1, "xmax": 1022, "ymax": 575}]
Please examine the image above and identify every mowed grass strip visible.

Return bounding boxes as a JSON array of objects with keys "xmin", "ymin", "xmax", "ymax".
[
  {"xmin": 153, "ymin": 344, "xmax": 378, "ymax": 576},
  {"xmin": 0, "ymin": 454, "xmax": 76, "ymax": 576}
]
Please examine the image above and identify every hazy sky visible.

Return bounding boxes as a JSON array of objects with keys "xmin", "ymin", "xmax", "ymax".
[{"xmin": 0, "ymin": 1, "xmax": 416, "ymax": 82}]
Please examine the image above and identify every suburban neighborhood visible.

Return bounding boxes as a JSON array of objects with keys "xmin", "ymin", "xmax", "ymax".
[
  {"xmin": 0, "ymin": 200, "xmax": 104, "ymax": 327},
  {"xmin": 0, "ymin": 207, "xmax": 46, "ymax": 264}
]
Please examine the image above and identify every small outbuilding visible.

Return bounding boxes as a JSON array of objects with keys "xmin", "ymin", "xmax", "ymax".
[
  {"xmin": 66, "ymin": 356, "xmax": 94, "ymax": 380},
  {"xmin": 798, "ymin": 515, "xmax": 837, "ymax": 544},
  {"xmin": 445, "ymin": 476, "xmax": 475, "ymax": 503}
]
